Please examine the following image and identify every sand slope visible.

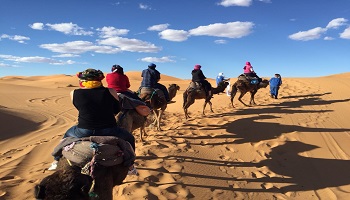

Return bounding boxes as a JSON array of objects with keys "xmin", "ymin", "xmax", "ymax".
[{"xmin": 1, "ymin": 72, "xmax": 350, "ymax": 200}]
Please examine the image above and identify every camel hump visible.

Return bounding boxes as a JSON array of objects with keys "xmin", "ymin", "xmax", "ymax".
[
  {"xmin": 140, "ymin": 87, "xmax": 155, "ymax": 95},
  {"xmin": 61, "ymin": 136, "xmax": 135, "ymax": 168},
  {"xmin": 188, "ymin": 81, "xmax": 202, "ymax": 90},
  {"xmin": 238, "ymin": 74, "xmax": 248, "ymax": 81}
]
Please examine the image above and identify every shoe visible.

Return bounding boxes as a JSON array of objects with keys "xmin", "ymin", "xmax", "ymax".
[
  {"xmin": 48, "ymin": 161, "xmax": 58, "ymax": 171},
  {"xmin": 127, "ymin": 165, "xmax": 139, "ymax": 176}
]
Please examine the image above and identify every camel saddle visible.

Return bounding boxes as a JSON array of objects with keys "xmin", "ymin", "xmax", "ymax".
[
  {"xmin": 139, "ymin": 87, "xmax": 165, "ymax": 103},
  {"xmin": 188, "ymin": 82, "xmax": 205, "ymax": 93},
  {"xmin": 238, "ymin": 74, "xmax": 259, "ymax": 85},
  {"xmin": 53, "ymin": 136, "xmax": 135, "ymax": 169}
]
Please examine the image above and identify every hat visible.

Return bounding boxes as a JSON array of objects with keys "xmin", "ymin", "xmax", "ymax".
[
  {"xmin": 218, "ymin": 72, "xmax": 223, "ymax": 76},
  {"xmin": 246, "ymin": 61, "xmax": 251, "ymax": 66},
  {"xmin": 194, "ymin": 64, "xmax": 201, "ymax": 70},
  {"xmin": 148, "ymin": 63, "xmax": 156, "ymax": 67},
  {"xmin": 77, "ymin": 68, "xmax": 105, "ymax": 81},
  {"xmin": 111, "ymin": 64, "xmax": 122, "ymax": 72}
]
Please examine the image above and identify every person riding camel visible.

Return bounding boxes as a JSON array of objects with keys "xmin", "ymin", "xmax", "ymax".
[
  {"xmin": 48, "ymin": 68, "xmax": 139, "ymax": 175},
  {"xmin": 216, "ymin": 72, "xmax": 229, "ymax": 86},
  {"xmin": 106, "ymin": 64, "xmax": 141, "ymax": 100},
  {"xmin": 140, "ymin": 63, "xmax": 171, "ymax": 103},
  {"xmin": 191, "ymin": 64, "xmax": 212, "ymax": 97},
  {"xmin": 243, "ymin": 61, "xmax": 262, "ymax": 83}
]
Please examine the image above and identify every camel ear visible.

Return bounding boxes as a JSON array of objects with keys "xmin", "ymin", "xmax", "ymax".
[{"xmin": 34, "ymin": 185, "xmax": 46, "ymax": 199}]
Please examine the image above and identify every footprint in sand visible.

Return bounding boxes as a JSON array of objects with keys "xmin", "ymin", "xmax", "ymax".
[
  {"xmin": 0, "ymin": 190, "xmax": 6, "ymax": 197},
  {"xmin": 251, "ymin": 171, "xmax": 265, "ymax": 178},
  {"xmin": 261, "ymin": 182, "xmax": 274, "ymax": 189}
]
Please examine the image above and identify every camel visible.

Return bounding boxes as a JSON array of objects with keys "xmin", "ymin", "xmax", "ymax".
[
  {"xmin": 35, "ymin": 137, "xmax": 132, "ymax": 200},
  {"xmin": 230, "ymin": 77, "xmax": 269, "ymax": 107},
  {"xmin": 116, "ymin": 109, "xmax": 148, "ymax": 142},
  {"xmin": 168, "ymin": 83, "xmax": 180, "ymax": 101},
  {"xmin": 183, "ymin": 81, "xmax": 229, "ymax": 119},
  {"xmin": 138, "ymin": 84, "xmax": 179, "ymax": 131}
]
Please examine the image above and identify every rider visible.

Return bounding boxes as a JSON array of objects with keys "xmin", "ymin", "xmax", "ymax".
[
  {"xmin": 106, "ymin": 64, "xmax": 141, "ymax": 100},
  {"xmin": 243, "ymin": 61, "xmax": 262, "ymax": 82},
  {"xmin": 140, "ymin": 63, "xmax": 171, "ymax": 103},
  {"xmin": 216, "ymin": 72, "xmax": 229, "ymax": 86},
  {"xmin": 191, "ymin": 64, "xmax": 212, "ymax": 97},
  {"xmin": 48, "ymin": 68, "xmax": 138, "ymax": 175}
]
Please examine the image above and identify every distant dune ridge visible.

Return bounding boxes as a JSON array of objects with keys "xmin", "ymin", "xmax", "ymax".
[{"xmin": 1, "ymin": 72, "xmax": 350, "ymax": 200}]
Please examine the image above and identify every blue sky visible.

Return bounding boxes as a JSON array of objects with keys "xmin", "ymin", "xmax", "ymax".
[{"xmin": 0, "ymin": 0, "xmax": 349, "ymax": 79}]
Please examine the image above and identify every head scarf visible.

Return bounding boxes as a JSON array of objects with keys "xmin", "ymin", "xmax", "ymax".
[
  {"xmin": 194, "ymin": 64, "xmax": 201, "ymax": 70},
  {"xmin": 111, "ymin": 65, "xmax": 124, "ymax": 74},
  {"xmin": 76, "ymin": 68, "xmax": 104, "ymax": 88}
]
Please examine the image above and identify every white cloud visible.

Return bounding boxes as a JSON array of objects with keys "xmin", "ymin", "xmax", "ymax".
[
  {"xmin": 40, "ymin": 41, "xmax": 121, "ymax": 54},
  {"xmin": 0, "ymin": 34, "xmax": 30, "ymax": 43},
  {"xmin": 139, "ymin": 3, "xmax": 151, "ymax": 10},
  {"xmin": 218, "ymin": 0, "xmax": 252, "ymax": 7},
  {"xmin": 214, "ymin": 39, "xmax": 228, "ymax": 44},
  {"xmin": 0, "ymin": 54, "xmax": 74, "ymax": 65},
  {"xmin": 52, "ymin": 54, "xmax": 80, "ymax": 58},
  {"xmin": 258, "ymin": 0, "xmax": 271, "ymax": 3},
  {"xmin": 0, "ymin": 62, "xmax": 12, "ymax": 67},
  {"xmin": 98, "ymin": 37, "xmax": 161, "ymax": 52},
  {"xmin": 140, "ymin": 56, "xmax": 175, "ymax": 63},
  {"xmin": 46, "ymin": 22, "xmax": 94, "ymax": 36},
  {"xmin": 324, "ymin": 36, "xmax": 334, "ymax": 40},
  {"xmin": 97, "ymin": 26, "xmax": 129, "ymax": 38},
  {"xmin": 159, "ymin": 29, "xmax": 189, "ymax": 42},
  {"xmin": 326, "ymin": 18, "xmax": 348, "ymax": 29},
  {"xmin": 288, "ymin": 27, "xmax": 326, "ymax": 41},
  {"xmin": 189, "ymin": 22, "xmax": 254, "ymax": 38},
  {"xmin": 340, "ymin": 27, "xmax": 350, "ymax": 39},
  {"xmin": 148, "ymin": 24, "xmax": 170, "ymax": 31},
  {"xmin": 29, "ymin": 22, "xmax": 44, "ymax": 30}
]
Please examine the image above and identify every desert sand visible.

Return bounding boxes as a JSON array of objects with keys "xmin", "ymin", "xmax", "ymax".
[{"xmin": 1, "ymin": 72, "xmax": 350, "ymax": 200}]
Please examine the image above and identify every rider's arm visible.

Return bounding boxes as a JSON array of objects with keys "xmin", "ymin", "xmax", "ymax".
[
  {"xmin": 70, "ymin": 90, "xmax": 75, "ymax": 102},
  {"xmin": 108, "ymin": 88, "xmax": 120, "ymax": 101}
]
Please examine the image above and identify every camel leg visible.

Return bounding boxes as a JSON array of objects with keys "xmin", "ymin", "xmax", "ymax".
[
  {"xmin": 202, "ymin": 101, "xmax": 207, "ymax": 116},
  {"xmin": 152, "ymin": 110, "xmax": 158, "ymax": 127},
  {"xmin": 208, "ymin": 101, "xmax": 213, "ymax": 113},
  {"xmin": 238, "ymin": 92, "xmax": 250, "ymax": 107},
  {"xmin": 249, "ymin": 91, "xmax": 257, "ymax": 105},
  {"xmin": 184, "ymin": 108, "xmax": 190, "ymax": 119},
  {"xmin": 156, "ymin": 109, "xmax": 163, "ymax": 131},
  {"xmin": 230, "ymin": 87, "xmax": 238, "ymax": 108},
  {"xmin": 183, "ymin": 91, "xmax": 195, "ymax": 119},
  {"xmin": 140, "ymin": 124, "xmax": 146, "ymax": 142}
]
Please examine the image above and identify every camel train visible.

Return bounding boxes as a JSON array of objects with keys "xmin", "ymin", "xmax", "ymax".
[{"xmin": 35, "ymin": 73, "xmax": 270, "ymax": 199}]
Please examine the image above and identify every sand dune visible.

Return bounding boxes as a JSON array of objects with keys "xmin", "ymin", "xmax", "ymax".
[{"xmin": 1, "ymin": 72, "xmax": 350, "ymax": 200}]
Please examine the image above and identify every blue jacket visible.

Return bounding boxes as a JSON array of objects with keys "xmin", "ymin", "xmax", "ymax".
[
  {"xmin": 269, "ymin": 77, "xmax": 282, "ymax": 87},
  {"xmin": 141, "ymin": 67, "xmax": 161, "ymax": 87},
  {"xmin": 216, "ymin": 75, "xmax": 224, "ymax": 85}
]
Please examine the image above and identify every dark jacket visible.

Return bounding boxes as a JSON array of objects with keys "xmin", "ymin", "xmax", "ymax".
[
  {"xmin": 140, "ymin": 67, "xmax": 161, "ymax": 87},
  {"xmin": 191, "ymin": 69, "xmax": 206, "ymax": 82}
]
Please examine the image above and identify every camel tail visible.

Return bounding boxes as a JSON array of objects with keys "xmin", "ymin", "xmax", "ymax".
[{"xmin": 230, "ymin": 82, "xmax": 238, "ymax": 107}]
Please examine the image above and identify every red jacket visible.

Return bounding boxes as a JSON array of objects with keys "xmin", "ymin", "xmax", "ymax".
[{"xmin": 106, "ymin": 72, "xmax": 130, "ymax": 92}]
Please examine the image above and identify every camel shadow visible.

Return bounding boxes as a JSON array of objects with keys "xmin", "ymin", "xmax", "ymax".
[
  {"xmin": 281, "ymin": 92, "xmax": 331, "ymax": 99},
  {"xmin": 233, "ymin": 141, "xmax": 350, "ymax": 193},
  {"xmin": 222, "ymin": 115, "xmax": 350, "ymax": 144},
  {"xmin": 133, "ymin": 140, "xmax": 350, "ymax": 194}
]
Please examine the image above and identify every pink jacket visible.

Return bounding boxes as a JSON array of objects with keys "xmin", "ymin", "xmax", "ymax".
[
  {"xmin": 106, "ymin": 72, "xmax": 130, "ymax": 92},
  {"xmin": 243, "ymin": 64, "xmax": 254, "ymax": 73}
]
